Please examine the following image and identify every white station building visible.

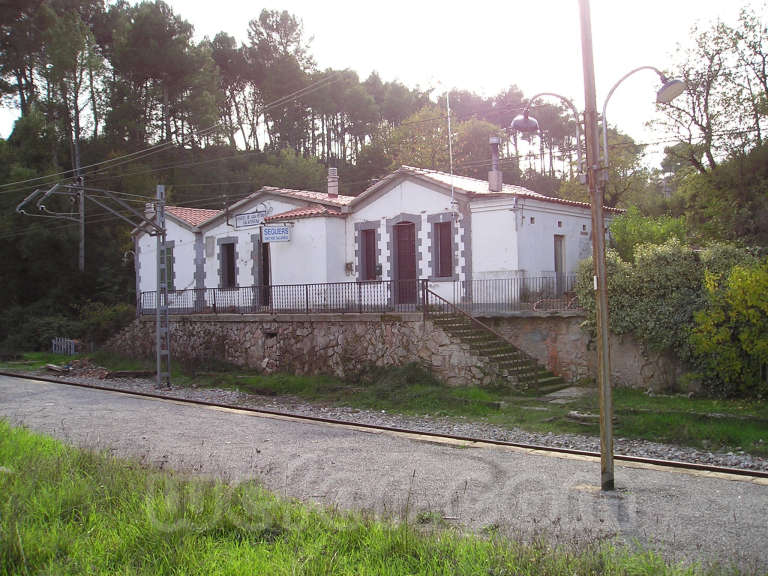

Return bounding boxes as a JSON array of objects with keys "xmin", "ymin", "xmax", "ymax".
[{"xmin": 134, "ymin": 161, "xmax": 621, "ymax": 311}]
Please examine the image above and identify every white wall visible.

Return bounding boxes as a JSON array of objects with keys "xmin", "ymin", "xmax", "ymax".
[
  {"xmin": 136, "ymin": 218, "xmax": 196, "ymax": 294},
  {"xmin": 470, "ymin": 198, "xmax": 519, "ymax": 279},
  {"xmin": 270, "ymin": 217, "xmax": 333, "ymax": 285},
  {"xmin": 515, "ymin": 199, "xmax": 594, "ymax": 277},
  {"xmin": 325, "ymin": 218, "xmax": 347, "ymax": 283},
  {"xmin": 202, "ymin": 195, "xmax": 300, "ymax": 289},
  {"xmin": 346, "ymin": 179, "xmax": 459, "ymax": 281}
]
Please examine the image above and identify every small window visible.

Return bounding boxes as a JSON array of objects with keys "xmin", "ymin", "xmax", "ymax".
[
  {"xmin": 434, "ymin": 221, "xmax": 453, "ymax": 278},
  {"xmin": 530, "ymin": 217, "xmax": 535, "ymax": 224},
  {"xmin": 221, "ymin": 243, "xmax": 236, "ymax": 288},
  {"xmin": 557, "ymin": 220, "xmax": 563, "ymax": 228},
  {"xmin": 582, "ymin": 224, "xmax": 587, "ymax": 232},
  {"xmin": 361, "ymin": 229, "xmax": 377, "ymax": 280}
]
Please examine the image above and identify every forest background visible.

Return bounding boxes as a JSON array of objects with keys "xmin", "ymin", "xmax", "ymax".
[{"xmin": 1, "ymin": 1, "xmax": 767, "ymax": 394}]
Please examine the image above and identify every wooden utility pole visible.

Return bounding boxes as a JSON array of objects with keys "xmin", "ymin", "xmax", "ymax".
[{"xmin": 578, "ymin": 0, "xmax": 614, "ymax": 491}]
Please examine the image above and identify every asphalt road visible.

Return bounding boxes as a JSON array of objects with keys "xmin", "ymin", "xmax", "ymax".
[{"xmin": 1, "ymin": 375, "xmax": 767, "ymax": 572}]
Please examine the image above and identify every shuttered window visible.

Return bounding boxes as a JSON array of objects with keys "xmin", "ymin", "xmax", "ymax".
[
  {"xmin": 221, "ymin": 243, "xmax": 236, "ymax": 288},
  {"xmin": 361, "ymin": 229, "xmax": 377, "ymax": 280},
  {"xmin": 434, "ymin": 221, "xmax": 453, "ymax": 278}
]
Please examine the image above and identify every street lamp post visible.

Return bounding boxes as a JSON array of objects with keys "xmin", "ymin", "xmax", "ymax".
[{"xmin": 511, "ymin": 0, "xmax": 684, "ymax": 491}]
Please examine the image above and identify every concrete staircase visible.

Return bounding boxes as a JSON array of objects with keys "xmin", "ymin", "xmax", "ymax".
[{"xmin": 430, "ymin": 311, "xmax": 567, "ymax": 392}]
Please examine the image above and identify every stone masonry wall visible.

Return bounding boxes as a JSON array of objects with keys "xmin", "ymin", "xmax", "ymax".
[
  {"xmin": 109, "ymin": 312, "xmax": 686, "ymax": 390},
  {"xmin": 108, "ymin": 313, "xmax": 518, "ymax": 388},
  {"xmin": 486, "ymin": 313, "xmax": 688, "ymax": 391}
]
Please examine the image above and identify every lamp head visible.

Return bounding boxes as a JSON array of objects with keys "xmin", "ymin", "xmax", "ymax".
[
  {"xmin": 656, "ymin": 76, "xmax": 685, "ymax": 104},
  {"xmin": 510, "ymin": 110, "xmax": 539, "ymax": 133}
]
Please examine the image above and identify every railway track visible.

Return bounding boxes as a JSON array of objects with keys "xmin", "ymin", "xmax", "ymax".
[{"xmin": 3, "ymin": 370, "xmax": 768, "ymax": 482}]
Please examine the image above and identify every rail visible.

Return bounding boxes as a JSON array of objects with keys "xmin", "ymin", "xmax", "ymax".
[{"xmin": 138, "ymin": 275, "xmax": 581, "ymax": 316}]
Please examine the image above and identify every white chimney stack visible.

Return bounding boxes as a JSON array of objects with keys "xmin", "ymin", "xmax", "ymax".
[
  {"xmin": 327, "ymin": 167, "xmax": 339, "ymax": 198},
  {"xmin": 488, "ymin": 136, "xmax": 502, "ymax": 193}
]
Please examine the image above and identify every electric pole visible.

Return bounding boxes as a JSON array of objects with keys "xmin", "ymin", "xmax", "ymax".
[{"xmin": 578, "ymin": 0, "xmax": 614, "ymax": 491}]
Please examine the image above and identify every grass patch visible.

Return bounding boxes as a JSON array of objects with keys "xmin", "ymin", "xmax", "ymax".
[
  {"xmin": 0, "ymin": 420, "xmax": 707, "ymax": 575},
  {"xmin": 0, "ymin": 351, "xmax": 83, "ymax": 372}
]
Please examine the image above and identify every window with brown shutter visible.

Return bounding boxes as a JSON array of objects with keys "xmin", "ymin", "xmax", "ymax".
[
  {"xmin": 362, "ymin": 229, "xmax": 377, "ymax": 280},
  {"xmin": 221, "ymin": 243, "xmax": 236, "ymax": 288},
  {"xmin": 434, "ymin": 221, "xmax": 453, "ymax": 278}
]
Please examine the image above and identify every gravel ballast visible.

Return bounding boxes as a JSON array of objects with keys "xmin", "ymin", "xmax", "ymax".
[{"xmin": 21, "ymin": 368, "xmax": 768, "ymax": 473}]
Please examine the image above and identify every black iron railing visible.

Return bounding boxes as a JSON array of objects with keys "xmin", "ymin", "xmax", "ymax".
[
  {"xmin": 138, "ymin": 275, "xmax": 581, "ymax": 316},
  {"xmin": 138, "ymin": 280, "xmax": 423, "ymax": 316}
]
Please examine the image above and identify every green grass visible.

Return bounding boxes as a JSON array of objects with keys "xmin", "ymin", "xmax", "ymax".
[
  {"xmin": 0, "ymin": 420, "xmax": 710, "ymax": 575},
  {"xmin": 3, "ymin": 351, "xmax": 767, "ymax": 458},
  {"xmin": 0, "ymin": 351, "xmax": 83, "ymax": 372}
]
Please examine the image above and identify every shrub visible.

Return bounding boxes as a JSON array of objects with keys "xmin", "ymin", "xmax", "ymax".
[
  {"xmin": 609, "ymin": 206, "xmax": 687, "ymax": 262},
  {"xmin": 576, "ymin": 240, "xmax": 703, "ymax": 358},
  {"xmin": 1, "ymin": 314, "xmax": 80, "ymax": 352},
  {"xmin": 690, "ymin": 260, "xmax": 768, "ymax": 397},
  {"xmin": 78, "ymin": 302, "xmax": 135, "ymax": 345}
]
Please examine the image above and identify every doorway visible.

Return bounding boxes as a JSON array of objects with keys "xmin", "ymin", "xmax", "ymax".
[
  {"xmin": 554, "ymin": 234, "xmax": 565, "ymax": 296},
  {"xmin": 394, "ymin": 222, "xmax": 417, "ymax": 304},
  {"xmin": 260, "ymin": 239, "xmax": 271, "ymax": 306}
]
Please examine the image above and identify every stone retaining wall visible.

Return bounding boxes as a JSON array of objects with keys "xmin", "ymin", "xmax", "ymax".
[
  {"xmin": 484, "ymin": 313, "xmax": 688, "ymax": 390},
  {"xmin": 109, "ymin": 312, "xmax": 687, "ymax": 390},
  {"xmin": 109, "ymin": 314, "xmax": 515, "ymax": 388}
]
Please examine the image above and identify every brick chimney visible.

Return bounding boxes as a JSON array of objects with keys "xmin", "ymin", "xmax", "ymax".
[
  {"xmin": 488, "ymin": 136, "xmax": 502, "ymax": 193},
  {"xmin": 327, "ymin": 167, "xmax": 339, "ymax": 198}
]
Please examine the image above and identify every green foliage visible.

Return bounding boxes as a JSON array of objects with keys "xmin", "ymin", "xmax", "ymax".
[
  {"xmin": 77, "ymin": 301, "xmax": 135, "ymax": 345},
  {"xmin": 248, "ymin": 148, "xmax": 326, "ymax": 191},
  {"xmin": 577, "ymin": 240, "xmax": 704, "ymax": 358},
  {"xmin": 691, "ymin": 260, "xmax": 768, "ymax": 398},
  {"xmin": 609, "ymin": 207, "xmax": 687, "ymax": 262},
  {"xmin": 577, "ymin": 240, "xmax": 768, "ymax": 396}
]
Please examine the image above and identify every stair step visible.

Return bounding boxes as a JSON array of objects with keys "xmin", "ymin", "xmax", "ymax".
[
  {"xmin": 432, "ymin": 311, "xmax": 567, "ymax": 392},
  {"xmin": 535, "ymin": 379, "xmax": 569, "ymax": 394}
]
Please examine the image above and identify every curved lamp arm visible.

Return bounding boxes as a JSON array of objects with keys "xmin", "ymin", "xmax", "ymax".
[
  {"xmin": 601, "ymin": 66, "xmax": 684, "ymax": 172},
  {"xmin": 525, "ymin": 92, "xmax": 584, "ymax": 178}
]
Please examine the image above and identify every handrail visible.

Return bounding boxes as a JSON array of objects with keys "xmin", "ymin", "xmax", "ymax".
[
  {"xmin": 422, "ymin": 281, "xmax": 539, "ymax": 365},
  {"xmin": 138, "ymin": 276, "xmax": 581, "ymax": 317}
]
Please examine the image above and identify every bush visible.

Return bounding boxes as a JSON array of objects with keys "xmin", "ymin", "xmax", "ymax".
[
  {"xmin": 78, "ymin": 302, "xmax": 135, "ymax": 345},
  {"xmin": 576, "ymin": 240, "xmax": 703, "ymax": 358},
  {"xmin": 609, "ymin": 206, "xmax": 687, "ymax": 262},
  {"xmin": 691, "ymin": 260, "xmax": 768, "ymax": 397},
  {"xmin": 1, "ymin": 313, "xmax": 80, "ymax": 353}
]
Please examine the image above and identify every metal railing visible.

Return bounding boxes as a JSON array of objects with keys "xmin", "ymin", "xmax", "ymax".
[
  {"xmin": 138, "ymin": 275, "xmax": 581, "ymax": 317},
  {"xmin": 453, "ymin": 275, "xmax": 581, "ymax": 314},
  {"xmin": 139, "ymin": 280, "xmax": 424, "ymax": 316}
]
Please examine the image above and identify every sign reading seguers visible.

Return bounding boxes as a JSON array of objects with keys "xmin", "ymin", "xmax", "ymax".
[{"xmin": 262, "ymin": 225, "xmax": 291, "ymax": 243}]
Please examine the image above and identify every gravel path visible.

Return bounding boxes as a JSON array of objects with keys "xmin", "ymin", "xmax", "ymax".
[
  {"xmin": 21, "ymin": 368, "xmax": 768, "ymax": 473},
  {"xmin": 2, "ymin": 374, "xmax": 767, "ymax": 574}
]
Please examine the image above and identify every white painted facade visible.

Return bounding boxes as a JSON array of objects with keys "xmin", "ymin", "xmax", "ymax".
[{"xmin": 133, "ymin": 166, "xmax": 619, "ymax": 309}]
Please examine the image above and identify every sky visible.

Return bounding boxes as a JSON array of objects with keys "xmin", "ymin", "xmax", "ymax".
[{"xmin": 2, "ymin": 0, "xmax": 765, "ymax": 167}]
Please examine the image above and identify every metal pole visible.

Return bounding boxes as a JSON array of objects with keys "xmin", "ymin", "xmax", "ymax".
[
  {"xmin": 578, "ymin": 0, "xmax": 614, "ymax": 491},
  {"xmin": 156, "ymin": 191, "xmax": 162, "ymax": 388},
  {"xmin": 78, "ymin": 176, "xmax": 85, "ymax": 272}
]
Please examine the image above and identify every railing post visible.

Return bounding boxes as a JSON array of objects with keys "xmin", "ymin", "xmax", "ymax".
[
  {"xmin": 422, "ymin": 280, "xmax": 429, "ymax": 320},
  {"xmin": 305, "ymin": 284, "xmax": 309, "ymax": 314},
  {"xmin": 357, "ymin": 282, "xmax": 363, "ymax": 314},
  {"xmin": 212, "ymin": 290, "xmax": 217, "ymax": 314}
]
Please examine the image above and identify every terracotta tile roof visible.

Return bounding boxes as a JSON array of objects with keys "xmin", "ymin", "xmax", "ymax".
[
  {"xmin": 166, "ymin": 206, "xmax": 221, "ymax": 227},
  {"xmin": 265, "ymin": 204, "xmax": 345, "ymax": 222},
  {"xmin": 396, "ymin": 166, "xmax": 624, "ymax": 213},
  {"xmin": 260, "ymin": 186, "xmax": 355, "ymax": 207}
]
